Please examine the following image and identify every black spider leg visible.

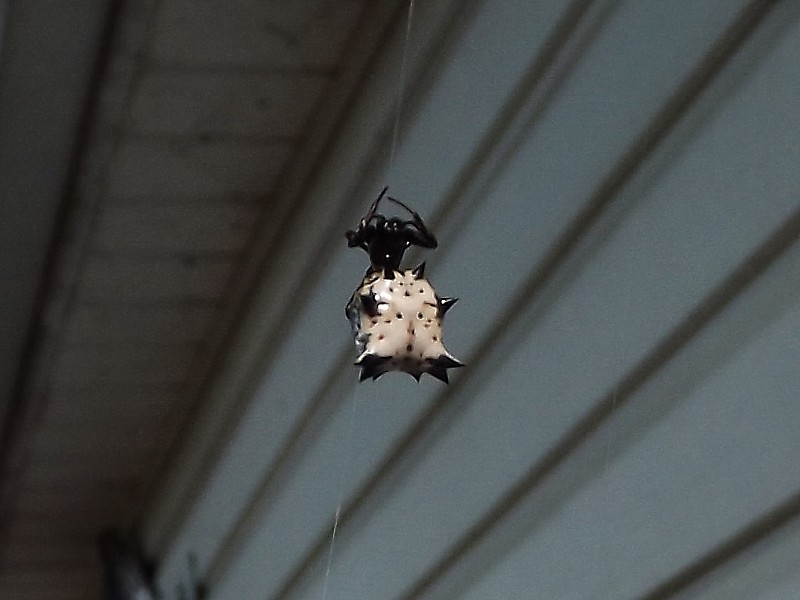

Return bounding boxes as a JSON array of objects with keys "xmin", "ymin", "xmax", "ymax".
[
  {"xmin": 386, "ymin": 195, "xmax": 438, "ymax": 249},
  {"xmin": 383, "ymin": 194, "xmax": 415, "ymax": 217},
  {"xmin": 345, "ymin": 187, "xmax": 389, "ymax": 251},
  {"xmin": 367, "ymin": 186, "xmax": 390, "ymax": 219}
]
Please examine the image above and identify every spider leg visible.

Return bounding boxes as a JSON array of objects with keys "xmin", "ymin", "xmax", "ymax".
[
  {"xmin": 345, "ymin": 228, "xmax": 370, "ymax": 249},
  {"xmin": 385, "ymin": 194, "xmax": 415, "ymax": 215},
  {"xmin": 347, "ymin": 188, "xmax": 388, "ymax": 248},
  {"xmin": 366, "ymin": 186, "xmax": 389, "ymax": 221},
  {"xmin": 388, "ymin": 196, "xmax": 438, "ymax": 248},
  {"xmin": 401, "ymin": 221, "xmax": 438, "ymax": 249},
  {"xmin": 345, "ymin": 221, "xmax": 375, "ymax": 250}
]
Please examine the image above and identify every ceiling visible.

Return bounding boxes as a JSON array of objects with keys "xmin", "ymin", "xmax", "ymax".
[{"xmin": 3, "ymin": 0, "xmax": 800, "ymax": 599}]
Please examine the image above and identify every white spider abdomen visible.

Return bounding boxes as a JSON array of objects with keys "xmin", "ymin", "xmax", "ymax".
[{"xmin": 346, "ymin": 264, "xmax": 463, "ymax": 383}]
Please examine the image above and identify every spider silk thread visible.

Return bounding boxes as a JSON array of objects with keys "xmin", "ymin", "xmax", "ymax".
[
  {"xmin": 321, "ymin": 4, "xmax": 416, "ymax": 598},
  {"xmin": 386, "ymin": 0, "xmax": 416, "ymax": 181},
  {"xmin": 320, "ymin": 386, "xmax": 360, "ymax": 600}
]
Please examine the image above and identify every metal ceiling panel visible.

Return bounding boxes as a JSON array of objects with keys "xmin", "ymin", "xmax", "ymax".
[
  {"xmin": 456, "ymin": 249, "xmax": 800, "ymax": 599},
  {"xmin": 676, "ymin": 517, "xmax": 800, "ymax": 600}
]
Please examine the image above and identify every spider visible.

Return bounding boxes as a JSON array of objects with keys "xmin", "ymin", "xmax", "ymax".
[
  {"xmin": 345, "ymin": 186, "xmax": 438, "ymax": 278},
  {"xmin": 345, "ymin": 188, "xmax": 463, "ymax": 383}
]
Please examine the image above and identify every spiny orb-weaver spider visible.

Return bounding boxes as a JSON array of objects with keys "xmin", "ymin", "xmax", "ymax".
[{"xmin": 345, "ymin": 187, "xmax": 463, "ymax": 383}]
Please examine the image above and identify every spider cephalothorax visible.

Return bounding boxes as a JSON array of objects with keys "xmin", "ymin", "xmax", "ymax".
[
  {"xmin": 345, "ymin": 188, "xmax": 463, "ymax": 383},
  {"xmin": 345, "ymin": 187, "xmax": 438, "ymax": 278}
]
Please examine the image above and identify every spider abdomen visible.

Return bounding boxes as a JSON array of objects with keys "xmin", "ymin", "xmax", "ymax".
[{"xmin": 347, "ymin": 266, "xmax": 463, "ymax": 383}]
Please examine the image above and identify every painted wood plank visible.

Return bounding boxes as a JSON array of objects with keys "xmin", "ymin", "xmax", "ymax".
[
  {"xmin": 23, "ymin": 455, "xmax": 150, "ymax": 486},
  {"xmin": 0, "ymin": 568, "xmax": 101, "ymax": 595},
  {"xmin": 151, "ymin": 0, "xmax": 363, "ymax": 67},
  {"xmin": 30, "ymin": 426, "xmax": 163, "ymax": 462},
  {"xmin": 12, "ymin": 487, "xmax": 132, "ymax": 517},
  {"xmin": 0, "ymin": 537, "xmax": 98, "ymax": 568},
  {"xmin": 64, "ymin": 303, "xmax": 217, "ymax": 344},
  {"xmin": 107, "ymin": 139, "xmax": 289, "ymax": 199},
  {"xmin": 50, "ymin": 342, "xmax": 197, "ymax": 385},
  {"xmin": 32, "ymin": 417, "xmax": 171, "ymax": 458},
  {"xmin": 94, "ymin": 201, "xmax": 258, "ymax": 254},
  {"xmin": 130, "ymin": 71, "xmax": 327, "ymax": 138},
  {"xmin": 25, "ymin": 443, "xmax": 162, "ymax": 478},
  {"xmin": 42, "ymin": 387, "xmax": 179, "ymax": 422},
  {"xmin": 78, "ymin": 255, "xmax": 232, "ymax": 302}
]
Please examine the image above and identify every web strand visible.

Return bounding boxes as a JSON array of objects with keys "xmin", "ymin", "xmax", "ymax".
[
  {"xmin": 321, "ymin": 4, "xmax": 415, "ymax": 597},
  {"xmin": 387, "ymin": 0, "xmax": 416, "ymax": 179},
  {"xmin": 320, "ymin": 387, "xmax": 360, "ymax": 600},
  {"xmin": 320, "ymin": 504, "xmax": 342, "ymax": 600}
]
